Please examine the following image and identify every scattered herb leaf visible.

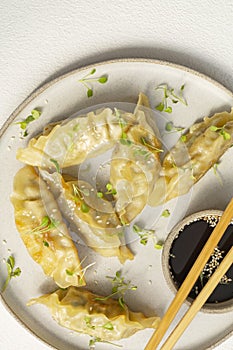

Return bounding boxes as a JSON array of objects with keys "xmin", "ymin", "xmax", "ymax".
[
  {"xmin": 161, "ymin": 209, "xmax": 170, "ymax": 217},
  {"xmin": 155, "ymin": 84, "xmax": 187, "ymax": 113},
  {"xmin": 28, "ymin": 216, "xmax": 58, "ymax": 235},
  {"xmin": 154, "ymin": 241, "xmax": 164, "ymax": 250},
  {"xmin": 65, "ymin": 257, "xmax": 95, "ymax": 282},
  {"xmin": 98, "ymin": 76, "xmax": 108, "ymax": 84},
  {"xmin": 50, "ymin": 158, "xmax": 60, "ymax": 173},
  {"xmin": 84, "ymin": 316, "xmax": 95, "ymax": 329},
  {"xmin": 140, "ymin": 137, "xmax": 163, "ymax": 153},
  {"xmin": 103, "ymin": 322, "xmax": 114, "ymax": 330},
  {"xmin": 73, "ymin": 123, "xmax": 80, "ymax": 132},
  {"xmin": 180, "ymin": 135, "xmax": 187, "ymax": 142},
  {"xmin": 15, "ymin": 108, "xmax": 41, "ymax": 137},
  {"xmin": 81, "ymin": 202, "xmax": 90, "ymax": 213},
  {"xmin": 120, "ymin": 138, "xmax": 132, "ymax": 146},
  {"xmin": 43, "ymin": 240, "xmax": 49, "ymax": 247},
  {"xmin": 114, "ymin": 108, "xmax": 129, "ymax": 141},
  {"xmin": 2, "ymin": 255, "xmax": 21, "ymax": 292},
  {"xmin": 89, "ymin": 336, "xmax": 122, "ymax": 349},
  {"xmin": 105, "ymin": 183, "xmax": 117, "ymax": 195},
  {"xmin": 165, "ymin": 121, "xmax": 185, "ymax": 133},
  {"xmin": 95, "ymin": 271, "xmax": 137, "ymax": 309},
  {"xmin": 212, "ymin": 162, "xmax": 223, "ymax": 185},
  {"xmin": 209, "ymin": 125, "xmax": 231, "ymax": 140},
  {"xmin": 72, "ymin": 184, "xmax": 90, "ymax": 212},
  {"xmin": 133, "ymin": 224, "xmax": 163, "ymax": 249},
  {"xmin": 79, "ymin": 69, "xmax": 108, "ymax": 98}
]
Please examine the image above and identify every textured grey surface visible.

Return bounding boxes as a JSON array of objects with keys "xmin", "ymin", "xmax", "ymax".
[{"xmin": 0, "ymin": 0, "xmax": 233, "ymax": 349}]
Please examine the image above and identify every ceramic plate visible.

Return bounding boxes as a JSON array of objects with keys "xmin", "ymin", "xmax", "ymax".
[{"xmin": 0, "ymin": 59, "xmax": 233, "ymax": 350}]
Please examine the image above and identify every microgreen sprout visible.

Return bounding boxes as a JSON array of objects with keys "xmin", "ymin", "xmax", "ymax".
[
  {"xmin": 140, "ymin": 137, "xmax": 163, "ymax": 153},
  {"xmin": 72, "ymin": 184, "xmax": 90, "ymax": 212},
  {"xmin": 66, "ymin": 257, "xmax": 96, "ymax": 283},
  {"xmin": 96, "ymin": 183, "xmax": 117, "ymax": 199},
  {"xmin": 15, "ymin": 108, "xmax": 42, "ymax": 137},
  {"xmin": 212, "ymin": 162, "xmax": 223, "ymax": 185},
  {"xmin": 72, "ymin": 184, "xmax": 90, "ymax": 199},
  {"xmin": 28, "ymin": 216, "xmax": 58, "ymax": 235},
  {"xmin": 133, "ymin": 147, "xmax": 151, "ymax": 160},
  {"xmin": 79, "ymin": 68, "xmax": 108, "ymax": 98},
  {"xmin": 65, "ymin": 269, "xmax": 74, "ymax": 276},
  {"xmin": 50, "ymin": 158, "xmax": 61, "ymax": 173},
  {"xmin": 180, "ymin": 135, "xmax": 187, "ymax": 142},
  {"xmin": 114, "ymin": 108, "xmax": 129, "ymax": 141},
  {"xmin": 94, "ymin": 270, "xmax": 137, "ymax": 309},
  {"xmin": 73, "ymin": 123, "xmax": 80, "ymax": 132},
  {"xmin": 84, "ymin": 316, "xmax": 96, "ymax": 330},
  {"xmin": 2, "ymin": 255, "xmax": 21, "ymax": 292},
  {"xmin": 97, "ymin": 191, "xmax": 104, "ymax": 198},
  {"xmin": 81, "ymin": 202, "xmax": 90, "ymax": 213},
  {"xmin": 165, "ymin": 121, "xmax": 185, "ymax": 133},
  {"xmin": 120, "ymin": 138, "xmax": 132, "ymax": 146},
  {"xmin": 155, "ymin": 84, "xmax": 187, "ymax": 113},
  {"xmin": 105, "ymin": 183, "xmax": 117, "ymax": 195},
  {"xmin": 154, "ymin": 242, "xmax": 164, "ymax": 250},
  {"xmin": 209, "ymin": 125, "xmax": 231, "ymax": 140},
  {"xmin": 120, "ymin": 218, "xmax": 128, "ymax": 226},
  {"xmin": 161, "ymin": 209, "xmax": 170, "ymax": 217},
  {"xmin": 89, "ymin": 336, "xmax": 122, "ymax": 349},
  {"xmin": 85, "ymin": 318, "xmax": 114, "ymax": 331},
  {"xmin": 43, "ymin": 240, "xmax": 49, "ymax": 247},
  {"xmin": 103, "ymin": 322, "xmax": 114, "ymax": 330},
  {"xmin": 133, "ymin": 224, "xmax": 164, "ymax": 249}
]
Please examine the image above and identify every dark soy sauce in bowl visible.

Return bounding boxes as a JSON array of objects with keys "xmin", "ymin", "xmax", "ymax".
[{"xmin": 163, "ymin": 210, "xmax": 233, "ymax": 313}]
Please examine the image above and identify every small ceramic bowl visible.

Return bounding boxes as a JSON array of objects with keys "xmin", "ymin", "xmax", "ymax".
[{"xmin": 162, "ymin": 210, "xmax": 233, "ymax": 313}]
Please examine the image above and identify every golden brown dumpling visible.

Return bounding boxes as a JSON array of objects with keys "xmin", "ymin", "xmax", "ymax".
[
  {"xmin": 110, "ymin": 93, "xmax": 162, "ymax": 223},
  {"xmin": 40, "ymin": 170, "xmax": 134, "ymax": 264},
  {"xmin": 28, "ymin": 287, "xmax": 160, "ymax": 341},
  {"xmin": 148, "ymin": 108, "xmax": 233, "ymax": 206},
  {"xmin": 11, "ymin": 166, "xmax": 85, "ymax": 288}
]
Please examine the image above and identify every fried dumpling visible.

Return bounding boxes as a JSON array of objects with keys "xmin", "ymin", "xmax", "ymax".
[
  {"xmin": 110, "ymin": 93, "xmax": 162, "ymax": 223},
  {"xmin": 148, "ymin": 108, "xmax": 233, "ymax": 206},
  {"xmin": 40, "ymin": 170, "xmax": 134, "ymax": 264},
  {"xmin": 16, "ymin": 104, "xmax": 145, "ymax": 169},
  {"xmin": 10, "ymin": 166, "xmax": 85, "ymax": 288},
  {"xmin": 28, "ymin": 287, "xmax": 160, "ymax": 341}
]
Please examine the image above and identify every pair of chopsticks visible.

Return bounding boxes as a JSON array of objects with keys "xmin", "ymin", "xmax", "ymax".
[{"xmin": 145, "ymin": 198, "xmax": 233, "ymax": 350}]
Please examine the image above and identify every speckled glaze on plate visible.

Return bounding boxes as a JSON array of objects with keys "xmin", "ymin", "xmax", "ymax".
[{"xmin": 0, "ymin": 59, "xmax": 233, "ymax": 350}]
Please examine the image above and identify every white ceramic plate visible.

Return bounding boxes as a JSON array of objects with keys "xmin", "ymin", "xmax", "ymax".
[{"xmin": 0, "ymin": 59, "xmax": 233, "ymax": 350}]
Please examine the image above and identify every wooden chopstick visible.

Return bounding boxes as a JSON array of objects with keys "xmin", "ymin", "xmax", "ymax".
[
  {"xmin": 145, "ymin": 197, "xmax": 233, "ymax": 350},
  {"xmin": 160, "ymin": 246, "xmax": 233, "ymax": 350}
]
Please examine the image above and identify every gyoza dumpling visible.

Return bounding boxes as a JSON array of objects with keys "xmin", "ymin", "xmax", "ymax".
[
  {"xmin": 28, "ymin": 287, "xmax": 160, "ymax": 341},
  {"xmin": 16, "ymin": 104, "xmax": 145, "ymax": 169},
  {"xmin": 110, "ymin": 94, "xmax": 162, "ymax": 224},
  {"xmin": 10, "ymin": 166, "xmax": 85, "ymax": 288},
  {"xmin": 148, "ymin": 108, "xmax": 233, "ymax": 206},
  {"xmin": 40, "ymin": 170, "xmax": 134, "ymax": 264}
]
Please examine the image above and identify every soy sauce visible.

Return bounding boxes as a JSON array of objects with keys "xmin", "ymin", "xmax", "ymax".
[{"xmin": 169, "ymin": 216, "xmax": 233, "ymax": 303}]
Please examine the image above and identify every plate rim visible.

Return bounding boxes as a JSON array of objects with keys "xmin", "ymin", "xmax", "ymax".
[{"xmin": 1, "ymin": 57, "xmax": 233, "ymax": 350}]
